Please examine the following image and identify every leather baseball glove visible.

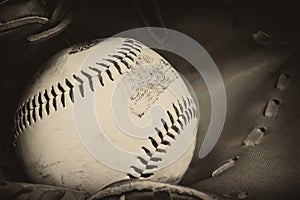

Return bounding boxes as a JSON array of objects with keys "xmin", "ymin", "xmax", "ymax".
[{"xmin": 0, "ymin": 0, "xmax": 72, "ymax": 42}]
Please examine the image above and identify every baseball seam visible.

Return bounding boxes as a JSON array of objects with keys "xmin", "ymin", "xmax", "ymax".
[
  {"xmin": 13, "ymin": 39, "xmax": 142, "ymax": 146},
  {"xmin": 13, "ymin": 38, "xmax": 197, "ymax": 182},
  {"xmin": 127, "ymin": 97, "xmax": 197, "ymax": 179}
]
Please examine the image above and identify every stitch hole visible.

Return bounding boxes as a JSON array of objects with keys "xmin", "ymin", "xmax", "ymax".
[
  {"xmin": 272, "ymin": 98, "xmax": 280, "ymax": 105},
  {"xmin": 232, "ymin": 156, "xmax": 239, "ymax": 161},
  {"xmin": 276, "ymin": 72, "xmax": 291, "ymax": 90},
  {"xmin": 238, "ymin": 192, "xmax": 248, "ymax": 199},
  {"xmin": 259, "ymin": 127, "xmax": 266, "ymax": 133}
]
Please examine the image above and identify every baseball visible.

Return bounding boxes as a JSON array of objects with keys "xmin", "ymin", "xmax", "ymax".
[{"xmin": 13, "ymin": 37, "xmax": 199, "ymax": 192}]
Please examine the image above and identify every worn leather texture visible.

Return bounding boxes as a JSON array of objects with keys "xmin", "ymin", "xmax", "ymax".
[{"xmin": 0, "ymin": 0, "xmax": 299, "ymax": 199}]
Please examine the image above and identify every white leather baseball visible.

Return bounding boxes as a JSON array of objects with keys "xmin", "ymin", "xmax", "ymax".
[{"xmin": 14, "ymin": 37, "xmax": 199, "ymax": 192}]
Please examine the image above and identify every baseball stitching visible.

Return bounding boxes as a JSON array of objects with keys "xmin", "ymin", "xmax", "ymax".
[
  {"xmin": 13, "ymin": 38, "xmax": 197, "ymax": 181},
  {"xmin": 13, "ymin": 39, "xmax": 142, "ymax": 146},
  {"xmin": 128, "ymin": 97, "xmax": 197, "ymax": 179}
]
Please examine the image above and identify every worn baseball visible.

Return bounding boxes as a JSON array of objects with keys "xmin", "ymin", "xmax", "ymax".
[{"xmin": 14, "ymin": 37, "xmax": 199, "ymax": 192}]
